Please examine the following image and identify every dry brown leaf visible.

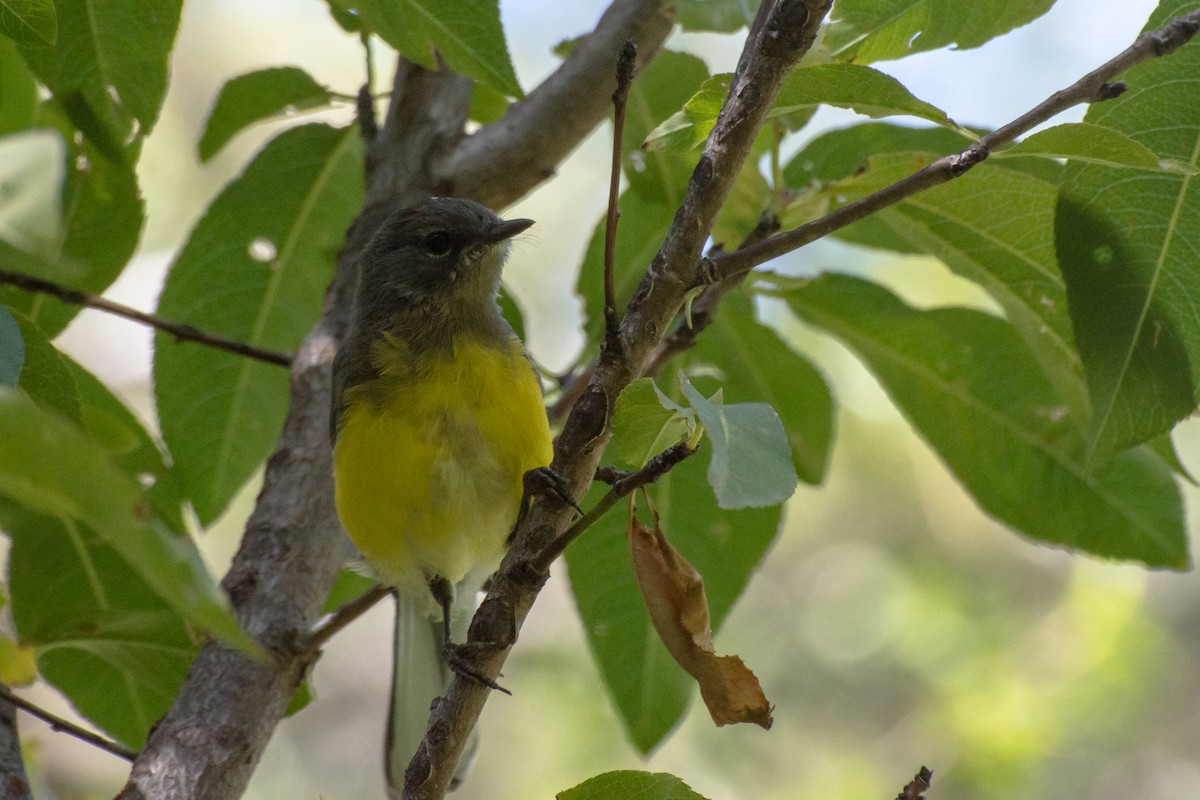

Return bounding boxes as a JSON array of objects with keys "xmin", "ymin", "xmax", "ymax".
[{"xmin": 627, "ymin": 504, "xmax": 773, "ymax": 729}]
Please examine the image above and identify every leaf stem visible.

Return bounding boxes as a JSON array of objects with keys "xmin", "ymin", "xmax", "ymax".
[{"xmin": 0, "ymin": 684, "xmax": 135, "ymax": 762}]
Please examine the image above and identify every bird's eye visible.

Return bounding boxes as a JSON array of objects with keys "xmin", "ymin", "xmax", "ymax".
[{"xmin": 423, "ymin": 231, "xmax": 451, "ymax": 255}]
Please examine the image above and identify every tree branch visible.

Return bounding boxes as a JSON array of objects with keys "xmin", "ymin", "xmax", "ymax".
[
  {"xmin": 0, "ymin": 683, "xmax": 132, "ymax": 763},
  {"xmin": 711, "ymin": 7, "xmax": 1200, "ymax": 281},
  {"xmin": 0, "ymin": 268, "xmax": 291, "ymax": 367},
  {"xmin": 443, "ymin": 0, "xmax": 674, "ymax": 209},
  {"xmin": 896, "ymin": 766, "xmax": 933, "ymax": 800},
  {"xmin": 401, "ymin": 3, "xmax": 833, "ymax": 798},
  {"xmin": 0, "ymin": 688, "xmax": 32, "ymax": 800}
]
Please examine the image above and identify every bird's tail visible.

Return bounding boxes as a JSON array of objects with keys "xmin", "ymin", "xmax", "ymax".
[{"xmin": 386, "ymin": 586, "xmax": 480, "ymax": 798}]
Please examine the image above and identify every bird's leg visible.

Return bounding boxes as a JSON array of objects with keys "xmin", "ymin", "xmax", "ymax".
[
  {"xmin": 510, "ymin": 467, "xmax": 582, "ymax": 544},
  {"xmin": 428, "ymin": 576, "xmax": 511, "ymax": 695}
]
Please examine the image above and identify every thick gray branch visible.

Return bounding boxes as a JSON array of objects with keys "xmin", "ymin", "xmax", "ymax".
[
  {"xmin": 0, "ymin": 691, "xmax": 31, "ymax": 800},
  {"xmin": 400, "ymin": 3, "xmax": 833, "ymax": 798},
  {"xmin": 443, "ymin": 0, "xmax": 674, "ymax": 209}
]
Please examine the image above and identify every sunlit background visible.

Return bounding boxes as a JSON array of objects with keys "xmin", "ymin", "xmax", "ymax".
[{"xmin": 16, "ymin": 0, "xmax": 1200, "ymax": 798}]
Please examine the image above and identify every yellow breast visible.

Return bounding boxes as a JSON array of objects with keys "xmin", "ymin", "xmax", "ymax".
[{"xmin": 332, "ymin": 334, "xmax": 553, "ymax": 599}]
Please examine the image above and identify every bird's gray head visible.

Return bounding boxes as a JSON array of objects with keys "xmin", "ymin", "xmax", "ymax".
[{"xmin": 357, "ymin": 197, "xmax": 534, "ymax": 310}]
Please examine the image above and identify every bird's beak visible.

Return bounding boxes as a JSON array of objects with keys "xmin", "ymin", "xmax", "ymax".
[{"xmin": 483, "ymin": 217, "xmax": 535, "ymax": 245}]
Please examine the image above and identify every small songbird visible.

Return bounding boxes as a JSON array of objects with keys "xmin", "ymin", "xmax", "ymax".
[{"xmin": 330, "ymin": 197, "xmax": 552, "ymax": 795}]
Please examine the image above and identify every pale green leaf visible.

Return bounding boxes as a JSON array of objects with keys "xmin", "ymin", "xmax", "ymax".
[
  {"xmin": 680, "ymin": 376, "xmax": 797, "ymax": 508},
  {"xmin": 612, "ymin": 378, "xmax": 690, "ymax": 469},
  {"xmin": 0, "ymin": 305, "xmax": 21, "ymax": 386}
]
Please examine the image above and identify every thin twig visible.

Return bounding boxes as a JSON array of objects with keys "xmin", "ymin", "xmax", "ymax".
[
  {"xmin": 603, "ymin": 39, "xmax": 638, "ymax": 352},
  {"xmin": 0, "ymin": 684, "xmax": 135, "ymax": 762},
  {"xmin": 532, "ymin": 441, "xmax": 696, "ymax": 571},
  {"xmin": 896, "ymin": 766, "xmax": 933, "ymax": 800},
  {"xmin": 308, "ymin": 583, "xmax": 391, "ymax": 651},
  {"xmin": 711, "ymin": 8, "xmax": 1200, "ymax": 281},
  {"xmin": 0, "ymin": 269, "xmax": 292, "ymax": 367}
]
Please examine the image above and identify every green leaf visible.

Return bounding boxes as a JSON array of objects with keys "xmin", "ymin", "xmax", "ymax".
[
  {"xmin": 783, "ymin": 122, "xmax": 974, "ymax": 187},
  {"xmin": 611, "ymin": 378, "xmax": 691, "ymax": 469},
  {"xmin": 467, "ymin": 81, "xmax": 509, "ymax": 125},
  {"xmin": 0, "ymin": 113, "xmax": 144, "ymax": 337},
  {"xmin": 676, "ymin": 0, "xmax": 760, "ymax": 32},
  {"xmin": 0, "ymin": 305, "xmax": 21, "ymax": 385},
  {"xmin": 1055, "ymin": 0, "xmax": 1200, "ymax": 463},
  {"xmin": 11, "ymin": 310, "xmax": 79, "ymax": 423},
  {"xmin": 577, "ymin": 189, "xmax": 674, "ymax": 341},
  {"xmin": 566, "ymin": 455, "xmax": 782, "ymax": 751},
  {"xmin": 645, "ymin": 64, "xmax": 952, "ymax": 152},
  {"xmin": 348, "ymin": 0, "xmax": 522, "ymax": 98},
  {"xmin": 688, "ymin": 291, "xmax": 833, "ymax": 484},
  {"xmin": 322, "ymin": 568, "xmax": 378, "ymax": 614},
  {"xmin": 0, "ymin": 36, "xmax": 38, "ymax": 135},
  {"xmin": 0, "ymin": 389, "xmax": 253, "ymax": 645},
  {"xmin": 199, "ymin": 67, "xmax": 334, "ymax": 162},
  {"xmin": 558, "ymin": 770, "xmax": 708, "ymax": 800},
  {"xmin": 679, "ymin": 376, "xmax": 797, "ymax": 509},
  {"xmin": 17, "ymin": 0, "xmax": 182, "ymax": 141},
  {"xmin": 0, "ymin": 0, "xmax": 56, "ymax": 45},
  {"xmin": 826, "ymin": 0, "xmax": 1056, "ymax": 64},
  {"xmin": 783, "ymin": 274, "xmax": 1187, "ymax": 568},
  {"xmin": 1001, "ymin": 122, "xmax": 1197, "ymax": 173},
  {"xmin": 625, "ymin": 50, "xmax": 709, "ymax": 206},
  {"xmin": 155, "ymin": 123, "xmax": 363, "ymax": 525},
  {"xmin": 3, "ymin": 501, "xmax": 197, "ymax": 748}
]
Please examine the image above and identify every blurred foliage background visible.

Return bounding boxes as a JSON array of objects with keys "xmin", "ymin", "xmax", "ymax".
[{"xmin": 13, "ymin": 0, "xmax": 1200, "ymax": 798}]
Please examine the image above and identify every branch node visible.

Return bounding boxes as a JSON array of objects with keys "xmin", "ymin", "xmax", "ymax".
[
  {"xmin": 896, "ymin": 765, "xmax": 933, "ymax": 800},
  {"xmin": 1094, "ymin": 80, "xmax": 1127, "ymax": 102},
  {"xmin": 948, "ymin": 142, "xmax": 989, "ymax": 176}
]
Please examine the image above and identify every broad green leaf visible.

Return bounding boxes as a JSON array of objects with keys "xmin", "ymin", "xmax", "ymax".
[
  {"xmin": 11, "ymin": 310, "xmax": 79, "ymax": 423},
  {"xmin": 874, "ymin": 161, "xmax": 1088, "ymax": 421},
  {"xmin": 3, "ymin": 502, "xmax": 197, "ymax": 747},
  {"xmin": 679, "ymin": 376, "xmax": 797, "ymax": 508},
  {"xmin": 0, "ymin": 305, "xmax": 21, "ymax": 385},
  {"xmin": 625, "ymin": 50, "xmax": 709, "ymax": 206},
  {"xmin": 709, "ymin": 161, "xmax": 771, "ymax": 248},
  {"xmin": 0, "ymin": 0, "xmax": 56, "ymax": 45},
  {"xmin": 1001, "ymin": 122, "xmax": 1197, "ymax": 173},
  {"xmin": 1149, "ymin": 433, "xmax": 1196, "ymax": 485},
  {"xmin": 826, "ymin": 0, "xmax": 1056, "ymax": 64},
  {"xmin": 677, "ymin": 0, "xmax": 760, "ymax": 32},
  {"xmin": 322, "ymin": 567, "xmax": 379, "ymax": 614},
  {"xmin": 199, "ymin": 67, "xmax": 334, "ymax": 162},
  {"xmin": 17, "ymin": 0, "xmax": 182, "ymax": 141},
  {"xmin": 497, "ymin": 285, "xmax": 525, "ymax": 342},
  {"xmin": 558, "ymin": 770, "xmax": 707, "ymax": 800},
  {"xmin": 322, "ymin": 0, "xmax": 362, "ymax": 32},
  {"xmin": 611, "ymin": 378, "xmax": 691, "ymax": 469},
  {"xmin": 346, "ymin": 0, "xmax": 522, "ymax": 98},
  {"xmin": 645, "ymin": 64, "xmax": 952, "ymax": 152},
  {"xmin": 0, "ymin": 389, "xmax": 253, "ymax": 644},
  {"xmin": 1055, "ymin": 0, "xmax": 1200, "ymax": 463},
  {"xmin": 577, "ymin": 188, "xmax": 674, "ymax": 341},
  {"xmin": 0, "ymin": 36, "xmax": 38, "ymax": 134},
  {"xmin": 468, "ymin": 81, "xmax": 509, "ymax": 125},
  {"xmin": 0, "ymin": 112, "xmax": 143, "ymax": 336},
  {"xmin": 688, "ymin": 291, "xmax": 833, "ymax": 484},
  {"xmin": 155, "ymin": 123, "xmax": 362, "ymax": 525},
  {"xmin": 14, "ymin": 309, "xmax": 184, "ymax": 529},
  {"xmin": 566, "ymin": 453, "xmax": 783, "ymax": 752},
  {"xmin": 783, "ymin": 274, "xmax": 1187, "ymax": 568}
]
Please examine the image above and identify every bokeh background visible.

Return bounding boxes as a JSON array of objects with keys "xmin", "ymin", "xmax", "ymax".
[{"xmin": 15, "ymin": 0, "xmax": 1200, "ymax": 798}]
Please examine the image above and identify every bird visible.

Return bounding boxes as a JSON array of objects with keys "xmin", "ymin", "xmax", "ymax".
[{"xmin": 330, "ymin": 197, "xmax": 553, "ymax": 795}]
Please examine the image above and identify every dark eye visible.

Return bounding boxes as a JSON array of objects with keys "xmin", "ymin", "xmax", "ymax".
[{"xmin": 423, "ymin": 231, "xmax": 451, "ymax": 255}]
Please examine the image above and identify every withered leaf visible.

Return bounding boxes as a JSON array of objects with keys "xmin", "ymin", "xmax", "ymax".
[{"xmin": 628, "ymin": 505, "xmax": 772, "ymax": 729}]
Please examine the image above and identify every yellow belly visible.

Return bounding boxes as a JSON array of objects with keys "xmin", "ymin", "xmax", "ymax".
[{"xmin": 332, "ymin": 335, "xmax": 552, "ymax": 600}]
